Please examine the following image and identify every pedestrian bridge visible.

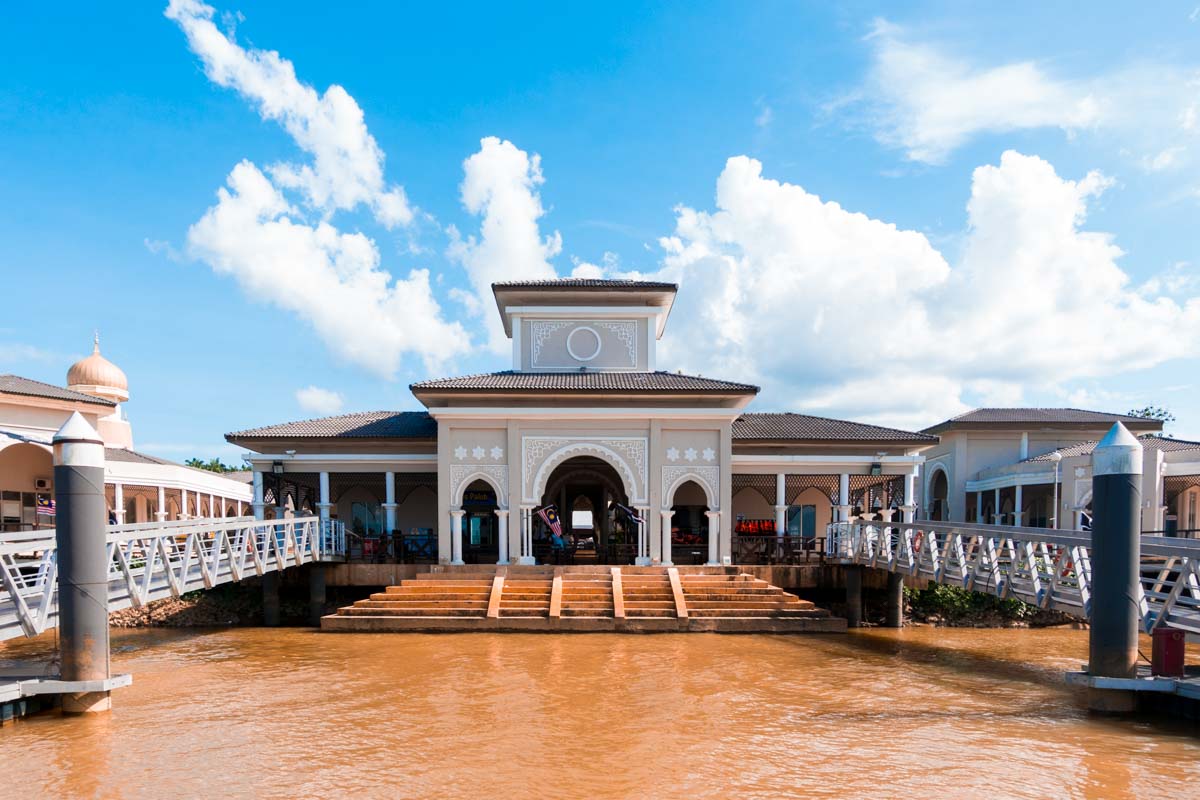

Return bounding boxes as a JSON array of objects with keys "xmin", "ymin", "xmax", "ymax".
[
  {"xmin": 830, "ymin": 519, "xmax": 1200, "ymax": 636},
  {"xmin": 0, "ymin": 516, "xmax": 345, "ymax": 641}
]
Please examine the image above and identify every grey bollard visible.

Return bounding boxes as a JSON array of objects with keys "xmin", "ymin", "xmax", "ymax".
[
  {"xmin": 1087, "ymin": 423, "xmax": 1142, "ymax": 712},
  {"xmin": 845, "ymin": 565, "xmax": 863, "ymax": 628},
  {"xmin": 53, "ymin": 413, "xmax": 111, "ymax": 714}
]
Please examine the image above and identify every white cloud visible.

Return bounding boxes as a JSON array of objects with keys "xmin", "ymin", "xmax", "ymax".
[
  {"xmin": 143, "ymin": 237, "xmax": 182, "ymax": 262},
  {"xmin": 648, "ymin": 152, "xmax": 1200, "ymax": 428},
  {"xmin": 855, "ymin": 20, "xmax": 1200, "ymax": 169},
  {"xmin": 754, "ymin": 101, "xmax": 774, "ymax": 129},
  {"xmin": 167, "ymin": 1, "xmax": 470, "ymax": 377},
  {"xmin": 295, "ymin": 385, "xmax": 344, "ymax": 415},
  {"xmin": 447, "ymin": 137, "xmax": 562, "ymax": 351},
  {"xmin": 0, "ymin": 343, "xmax": 56, "ymax": 366}
]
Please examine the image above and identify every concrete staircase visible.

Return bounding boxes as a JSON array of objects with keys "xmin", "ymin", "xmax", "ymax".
[{"xmin": 322, "ymin": 565, "xmax": 844, "ymax": 633}]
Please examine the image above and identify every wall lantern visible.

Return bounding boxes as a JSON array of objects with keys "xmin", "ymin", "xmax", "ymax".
[{"xmin": 272, "ymin": 461, "xmax": 285, "ymax": 475}]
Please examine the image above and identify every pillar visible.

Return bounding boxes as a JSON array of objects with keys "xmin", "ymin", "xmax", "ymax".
[
  {"xmin": 262, "ymin": 572, "xmax": 281, "ymax": 627},
  {"xmin": 637, "ymin": 506, "xmax": 652, "ymax": 566},
  {"xmin": 317, "ymin": 471, "xmax": 331, "ymax": 521},
  {"xmin": 181, "ymin": 488, "xmax": 189, "ymax": 520},
  {"xmin": 775, "ymin": 472, "xmax": 787, "ymax": 535},
  {"xmin": 845, "ymin": 565, "xmax": 863, "ymax": 628},
  {"xmin": 885, "ymin": 572, "xmax": 904, "ymax": 628},
  {"xmin": 706, "ymin": 510, "xmax": 720, "ymax": 565},
  {"xmin": 1013, "ymin": 484, "xmax": 1024, "ymax": 526},
  {"xmin": 383, "ymin": 471, "xmax": 397, "ymax": 536},
  {"xmin": 975, "ymin": 492, "xmax": 983, "ymax": 525},
  {"xmin": 252, "ymin": 470, "xmax": 265, "ymax": 520},
  {"xmin": 113, "ymin": 482, "xmax": 125, "ymax": 524},
  {"xmin": 155, "ymin": 485, "xmax": 167, "ymax": 522},
  {"xmin": 450, "ymin": 509, "xmax": 465, "ymax": 565},
  {"xmin": 903, "ymin": 468, "xmax": 917, "ymax": 524},
  {"xmin": 839, "ymin": 473, "xmax": 850, "ymax": 521},
  {"xmin": 308, "ymin": 565, "xmax": 326, "ymax": 626},
  {"xmin": 53, "ymin": 413, "xmax": 111, "ymax": 713},
  {"xmin": 518, "ymin": 505, "xmax": 536, "ymax": 565},
  {"xmin": 496, "ymin": 509, "xmax": 510, "ymax": 564},
  {"xmin": 660, "ymin": 509, "xmax": 674, "ymax": 566},
  {"xmin": 1088, "ymin": 423, "xmax": 1143, "ymax": 713}
]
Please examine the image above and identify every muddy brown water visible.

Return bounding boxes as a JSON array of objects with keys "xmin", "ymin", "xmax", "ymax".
[{"xmin": 2, "ymin": 627, "xmax": 1199, "ymax": 799}]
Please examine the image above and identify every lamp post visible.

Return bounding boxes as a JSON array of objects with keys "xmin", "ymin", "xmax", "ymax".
[{"xmin": 1049, "ymin": 451, "xmax": 1062, "ymax": 529}]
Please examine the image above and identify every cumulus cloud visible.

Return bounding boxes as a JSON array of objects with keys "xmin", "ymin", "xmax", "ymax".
[
  {"xmin": 295, "ymin": 385, "xmax": 344, "ymax": 415},
  {"xmin": 650, "ymin": 152, "xmax": 1200, "ymax": 428},
  {"xmin": 447, "ymin": 137, "xmax": 562, "ymax": 351},
  {"xmin": 855, "ymin": 19, "xmax": 1200, "ymax": 168},
  {"xmin": 167, "ymin": 1, "xmax": 469, "ymax": 376}
]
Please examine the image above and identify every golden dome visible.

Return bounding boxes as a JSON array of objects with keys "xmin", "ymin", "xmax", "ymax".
[{"xmin": 67, "ymin": 334, "xmax": 129, "ymax": 401}]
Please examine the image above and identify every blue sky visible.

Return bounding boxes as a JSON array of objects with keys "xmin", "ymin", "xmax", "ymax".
[{"xmin": 3, "ymin": 1, "xmax": 1200, "ymax": 460}]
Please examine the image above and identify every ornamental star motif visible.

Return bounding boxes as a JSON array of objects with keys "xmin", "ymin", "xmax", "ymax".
[
  {"xmin": 684, "ymin": 448, "xmax": 697, "ymax": 462},
  {"xmin": 490, "ymin": 446, "xmax": 504, "ymax": 460},
  {"xmin": 472, "ymin": 446, "xmax": 485, "ymax": 459},
  {"xmin": 701, "ymin": 447, "xmax": 715, "ymax": 462},
  {"xmin": 454, "ymin": 446, "xmax": 467, "ymax": 460},
  {"xmin": 666, "ymin": 447, "xmax": 680, "ymax": 462}
]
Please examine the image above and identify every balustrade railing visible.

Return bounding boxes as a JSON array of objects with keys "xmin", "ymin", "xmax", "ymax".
[{"xmin": 733, "ymin": 535, "xmax": 826, "ymax": 565}]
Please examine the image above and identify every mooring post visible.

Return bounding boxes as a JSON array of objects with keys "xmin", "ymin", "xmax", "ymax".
[
  {"xmin": 308, "ymin": 565, "xmax": 326, "ymax": 626},
  {"xmin": 1087, "ymin": 422, "xmax": 1142, "ymax": 713},
  {"xmin": 53, "ymin": 413, "xmax": 111, "ymax": 714},
  {"xmin": 885, "ymin": 572, "xmax": 904, "ymax": 628},
  {"xmin": 262, "ymin": 572, "xmax": 281, "ymax": 627},
  {"xmin": 845, "ymin": 565, "xmax": 863, "ymax": 628}
]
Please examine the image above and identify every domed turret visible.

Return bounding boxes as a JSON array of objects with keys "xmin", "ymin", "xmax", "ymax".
[{"xmin": 67, "ymin": 333, "xmax": 129, "ymax": 403}]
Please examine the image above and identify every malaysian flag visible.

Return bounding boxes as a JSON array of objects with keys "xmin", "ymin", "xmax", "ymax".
[
  {"xmin": 615, "ymin": 503, "xmax": 643, "ymax": 525},
  {"xmin": 36, "ymin": 496, "xmax": 55, "ymax": 517},
  {"xmin": 536, "ymin": 504, "xmax": 563, "ymax": 536}
]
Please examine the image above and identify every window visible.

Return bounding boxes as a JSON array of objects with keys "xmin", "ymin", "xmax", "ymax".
[
  {"xmin": 786, "ymin": 504, "xmax": 817, "ymax": 538},
  {"xmin": 351, "ymin": 501, "xmax": 382, "ymax": 536}
]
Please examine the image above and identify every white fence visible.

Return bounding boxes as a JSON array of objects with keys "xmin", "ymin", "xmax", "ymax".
[
  {"xmin": 0, "ymin": 516, "xmax": 345, "ymax": 641},
  {"xmin": 828, "ymin": 520, "xmax": 1200, "ymax": 636}
]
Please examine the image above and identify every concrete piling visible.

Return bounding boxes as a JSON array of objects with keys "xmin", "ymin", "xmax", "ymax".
[
  {"xmin": 845, "ymin": 566, "xmax": 863, "ymax": 628},
  {"xmin": 262, "ymin": 572, "xmax": 281, "ymax": 627},
  {"xmin": 53, "ymin": 413, "xmax": 111, "ymax": 714},
  {"xmin": 885, "ymin": 572, "xmax": 904, "ymax": 628},
  {"xmin": 1087, "ymin": 423, "xmax": 1142, "ymax": 713},
  {"xmin": 309, "ymin": 565, "xmax": 326, "ymax": 626}
]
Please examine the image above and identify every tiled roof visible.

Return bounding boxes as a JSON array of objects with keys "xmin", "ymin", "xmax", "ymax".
[
  {"xmin": 105, "ymin": 447, "xmax": 175, "ymax": 465},
  {"xmin": 1023, "ymin": 436, "xmax": 1200, "ymax": 463},
  {"xmin": 923, "ymin": 407, "xmax": 1160, "ymax": 433},
  {"xmin": 492, "ymin": 278, "xmax": 677, "ymax": 291},
  {"xmin": 411, "ymin": 371, "xmax": 759, "ymax": 393},
  {"xmin": 0, "ymin": 374, "xmax": 115, "ymax": 407},
  {"xmin": 733, "ymin": 413, "xmax": 937, "ymax": 443},
  {"xmin": 227, "ymin": 411, "xmax": 438, "ymax": 440}
]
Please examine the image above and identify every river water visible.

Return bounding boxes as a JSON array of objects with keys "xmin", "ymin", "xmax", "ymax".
[{"xmin": 2, "ymin": 627, "xmax": 1198, "ymax": 799}]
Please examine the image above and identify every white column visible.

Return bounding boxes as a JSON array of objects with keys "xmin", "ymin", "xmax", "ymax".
[
  {"xmin": 252, "ymin": 470, "xmax": 265, "ymax": 520},
  {"xmin": 237, "ymin": 500, "xmax": 243, "ymax": 516},
  {"xmin": 838, "ymin": 472, "xmax": 851, "ymax": 521},
  {"xmin": 660, "ymin": 509, "xmax": 674, "ymax": 566},
  {"xmin": 1013, "ymin": 484, "xmax": 1024, "ymax": 527},
  {"xmin": 774, "ymin": 470, "xmax": 787, "ymax": 538},
  {"xmin": 210, "ymin": 493, "xmax": 217, "ymax": 519},
  {"xmin": 317, "ymin": 471, "xmax": 332, "ymax": 521},
  {"xmin": 155, "ymin": 485, "xmax": 167, "ymax": 521},
  {"xmin": 1073, "ymin": 509, "xmax": 1084, "ymax": 531},
  {"xmin": 495, "ymin": 509, "xmax": 510, "ymax": 565},
  {"xmin": 993, "ymin": 488, "xmax": 1001, "ymax": 526},
  {"xmin": 450, "ymin": 509, "xmax": 465, "ymax": 565},
  {"xmin": 975, "ymin": 492, "xmax": 983, "ymax": 524},
  {"xmin": 706, "ymin": 510, "xmax": 720, "ymax": 565},
  {"xmin": 635, "ymin": 506, "xmax": 651, "ymax": 566},
  {"xmin": 902, "ymin": 467, "xmax": 917, "ymax": 523},
  {"xmin": 180, "ymin": 488, "xmax": 189, "ymax": 520},
  {"xmin": 519, "ymin": 505, "xmax": 536, "ymax": 565},
  {"xmin": 113, "ymin": 482, "xmax": 125, "ymax": 523},
  {"xmin": 383, "ymin": 471, "xmax": 397, "ymax": 534}
]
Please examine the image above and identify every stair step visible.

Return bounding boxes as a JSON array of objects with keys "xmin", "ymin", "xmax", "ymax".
[{"xmin": 340, "ymin": 607, "xmax": 486, "ymax": 617}]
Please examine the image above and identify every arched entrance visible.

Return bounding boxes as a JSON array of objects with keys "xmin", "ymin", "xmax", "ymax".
[
  {"xmin": 460, "ymin": 479, "xmax": 500, "ymax": 563},
  {"xmin": 538, "ymin": 456, "xmax": 634, "ymax": 564},
  {"xmin": 928, "ymin": 469, "xmax": 949, "ymax": 521},
  {"xmin": 667, "ymin": 479, "xmax": 712, "ymax": 565}
]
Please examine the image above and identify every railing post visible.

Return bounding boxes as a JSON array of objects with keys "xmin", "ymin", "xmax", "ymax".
[
  {"xmin": 53, "ymin": 413, "xmax": 111, "ymax": 714},
  {"xmin": 1087, "ymin": 423, "xmax": 1143, "ymax": 713}
]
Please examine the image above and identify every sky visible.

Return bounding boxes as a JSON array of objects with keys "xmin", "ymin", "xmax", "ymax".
[{"xmin": 3, "ymin": 1, "xmax": 1200, "ymax": 461}]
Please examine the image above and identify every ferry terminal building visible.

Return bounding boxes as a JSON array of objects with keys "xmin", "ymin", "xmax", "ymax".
[{"xmin": 227, "ymin": 280, "xmax": 936, "ymax": 566}]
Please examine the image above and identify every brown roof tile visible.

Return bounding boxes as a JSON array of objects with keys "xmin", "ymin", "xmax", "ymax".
[
  {"xmin": 410, "ymin": 371, "xmax": 759, "ymax": 393},
  {"xmin": 491, "ymin": 278, "xmax": 677, "ymax": 291},
  {"xmin": 1022, "ymin": 435, "xmax": 1200, "ymax": 462},
  {"xmin": 733, "ymin": 413, "xmax": 937, "ymax": 443},
  {"xmin": 226, "ymin": 411, "xmax": 437, "ymax": 440},
  {"xmin": 0, "ymin": 374, "xmax": 115, "ymax": 407},
  {"xmin": 923, "ymin": 407, "xmax": 1161, "ymax": 434}
]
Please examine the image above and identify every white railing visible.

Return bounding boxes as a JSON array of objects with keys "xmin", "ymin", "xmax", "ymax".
[
  {"xmin": 0, "ymin": 516, "xmax": 345, "ymax": 641},
  {"xmin": 828, "ymin": 519, "xmax": 1200, "ymax": 636}
]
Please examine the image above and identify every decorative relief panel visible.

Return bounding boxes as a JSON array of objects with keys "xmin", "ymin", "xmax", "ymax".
[
  {"xmin": 530, "ymin": 321, "xmax": 570, "ymax": 366},
  {"xmin": 450, "ymin": 464, "xmax": 508, "ymax": 508},
  {"xmin": 522, "ymin": 436, "xmax": 648, "ymax": 504},
  {"xmin": 528, "ymin": 319, "xmax": 637, "ymax": 369},
  {"xmin": 594, "ymin": 321, "xmax": 637, "ymax": 367},
  {"xmin": 662, "ymin": 465, "xmax": 720, "ymax": 510}
]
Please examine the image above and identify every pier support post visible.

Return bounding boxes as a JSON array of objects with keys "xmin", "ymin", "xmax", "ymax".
[
  {"xmin": 1087, "ymin": 423, "xmax": 1142, "ymax": 713},
  {"xmin": 885, "ymin": 572, "xmax": 904, "ymax": 628},
  {"xmin": 53, "ymin": 413, "xmax": 111, "ymax": 714},
  {"xmin": 262, "ymin": 572, "xmax": 281, "ymax": 627},
  {"xmin": 308, "ymin": 565, "xmax": 326, "ymax": 626},
  {"xmin": 845, "ymin": 565, "xmax": 863, "ymax": 628}
]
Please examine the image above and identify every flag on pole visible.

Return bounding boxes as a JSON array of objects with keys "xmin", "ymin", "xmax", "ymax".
[
  {"xmin": 536, "ymin": 504, "xmax": 563, "ymax": 536},
  {"xmin": 615, "ymin": 503, "xmax": 643, "ymax": 525},
  {"xmin": 36, "ymin": 496, "xmax": 55, "ymax": 517}
]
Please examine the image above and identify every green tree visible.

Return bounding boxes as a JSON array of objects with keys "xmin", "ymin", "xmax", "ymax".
[
  {"xmin": 185, "ymin": 457, "xmax": 248, "ymax": 473},
  {"xmin": 1127, "ymin": 406, "xmax": 1176, "ymax": 437}
]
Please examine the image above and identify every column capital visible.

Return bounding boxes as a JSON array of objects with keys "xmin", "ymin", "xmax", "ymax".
[
  {"xmin": 774, "ymin": 504, "xmax": 787, "ymax": 511},
  {"xmin": 381, "ymin": 502, "xmax": 398, "ymax": 510},
  {"xmin": 705, "ymin": 510, "xmax": 721, "ymax": 519},
  {"xmin": 494, "ymin": 508, "xmax": 510, "ymax": 518},
  {"xmin": 450, "ymin": 508, "xmax": 465, "ymax": 519}
]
